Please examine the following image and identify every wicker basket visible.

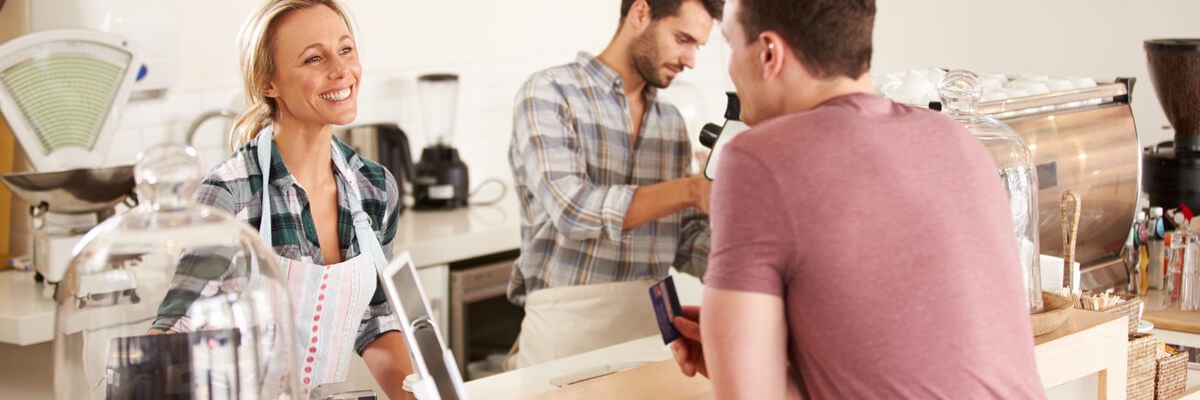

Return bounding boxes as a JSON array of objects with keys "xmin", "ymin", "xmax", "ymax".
[
  {"xmin": 1079, "ymin": 291, "xmax": 1142, "ymax": 334},
  {"xmin": 1155, "ymin": 348, "xmax": 1188, "ymax": 400},
  {"xmin": 1031, "ymin": 291, "xmax": 1073, "ymax": 336},
  {"xmin": 1127, "ymin": 333, "xmax": 1159, "ymax": 400}
]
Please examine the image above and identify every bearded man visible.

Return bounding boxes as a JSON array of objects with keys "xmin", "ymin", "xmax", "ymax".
[{"xmin": 506, "ymin": 0, "xmax": 722, "ymax": 368}]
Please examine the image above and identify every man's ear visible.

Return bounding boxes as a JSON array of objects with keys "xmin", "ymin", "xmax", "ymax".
[
  {"xmin": 626, "ymin": 0, "xmax": 652, "ymax": 32},
  {"xmin": 759, "ymin": 32, "xmax": 786, "ymax": 80}
]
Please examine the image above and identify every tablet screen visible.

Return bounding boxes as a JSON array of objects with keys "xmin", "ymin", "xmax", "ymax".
[{"xmin": 379, "ymin": 253, "xmax": 468, "ymax": 400}]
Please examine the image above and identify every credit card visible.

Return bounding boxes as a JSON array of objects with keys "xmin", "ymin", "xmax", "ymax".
[{"xmin": 649, "ymin": 275, "xmax": 684, "ymax": 344}]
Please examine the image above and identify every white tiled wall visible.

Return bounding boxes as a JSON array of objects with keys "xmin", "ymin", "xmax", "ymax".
[{"xmin": 102, "ymin": 0, "xmax": 1200, "ymax": 185}]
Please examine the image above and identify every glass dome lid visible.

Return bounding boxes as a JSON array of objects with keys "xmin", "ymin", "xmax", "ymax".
[
  {"xmin": 939, "ymin": 69, "xmax": 1044, "ymax": 314},
  {"xmin": 53, "ymin": 144, "xmax": 297, "ymax": 399},
  {"xmin": 938, "ymin": 69, "xmax": 1015, "ymax": 138}
]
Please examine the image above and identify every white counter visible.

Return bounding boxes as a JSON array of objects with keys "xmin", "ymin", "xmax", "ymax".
[
  {"xmin": 394, "ymin": 194, "xmax": 522, "ymax": 267},
  {"xmin": 0, "ymin": 192, "xmax": 521, "ymax": 346},
  {"xmin": 0, "ymin": 270, "xmax": 54, "ymax": 346}
]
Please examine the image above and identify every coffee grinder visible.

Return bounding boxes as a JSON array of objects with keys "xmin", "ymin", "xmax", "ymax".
[
  {"xmin": 1143, "ymin": 39, "xmax": 1200, "ymax": 211},
  {"xmin": 413, "ymin": 73, "xmax": 470, "ymax": 209}
]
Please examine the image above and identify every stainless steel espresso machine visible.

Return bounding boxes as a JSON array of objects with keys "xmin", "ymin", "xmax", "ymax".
[{"xmin": 982, "ymin": 79, "xmax": 1142, "ymax": 290}]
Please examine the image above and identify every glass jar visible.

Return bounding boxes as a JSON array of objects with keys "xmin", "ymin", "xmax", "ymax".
[
  {"xmin": 1165, "ymin": 211, "xmax": 1200, "ymax": 310},
  {"xmin": 939, "ymin": 70, "xmax": 1044, "ymax": 313},
  {"xmin": 53, "ymin": 144, "xmax": 297, "ymax": 399}
]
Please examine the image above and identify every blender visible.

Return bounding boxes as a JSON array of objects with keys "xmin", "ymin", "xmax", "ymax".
[{"xmin": 413, "ymin": 73, "xmax": 470, "ymax": 210}]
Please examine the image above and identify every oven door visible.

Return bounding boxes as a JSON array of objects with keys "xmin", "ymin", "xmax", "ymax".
[{"xmin": 448, "ymin": 257, "xmax": 522, "ymax": 378}]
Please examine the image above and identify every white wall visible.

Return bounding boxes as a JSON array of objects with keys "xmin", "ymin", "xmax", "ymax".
[{"xmin": 107, "ymin": 1, "xmax": 1199, "ymax": 188}]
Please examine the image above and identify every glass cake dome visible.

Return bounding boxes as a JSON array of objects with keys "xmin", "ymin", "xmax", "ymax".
[
  {"xmin": 52, "ymin": 144, "xmax": 297, "ymax": 399},
  {"xmin": 939, "ymin": 69, "xmax": 1044, "ymax": 313}
]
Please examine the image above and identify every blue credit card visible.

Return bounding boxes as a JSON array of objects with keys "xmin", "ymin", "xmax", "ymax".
[{"xmin": 649, "ymin": 276, "xmax": 684, "ymax": 344}]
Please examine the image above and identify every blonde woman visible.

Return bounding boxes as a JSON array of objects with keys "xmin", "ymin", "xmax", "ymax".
[{"xmin": 164, "ymin": 0, "xmax": 413, "ymax": 397}]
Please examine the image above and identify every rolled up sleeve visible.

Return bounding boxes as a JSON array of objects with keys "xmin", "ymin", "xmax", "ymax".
[
  {"xmin": 512, "ymin": 76, "xmax": 635, "ymax": 242},
  {"xmin": 673, "ymin": 207, "xmax": 711, "ymax": 278}
]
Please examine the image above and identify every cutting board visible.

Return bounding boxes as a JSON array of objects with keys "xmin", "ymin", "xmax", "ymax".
[{"xmin": 1143, "ymin": 308, "xmax": 1200, "ymax": 334}]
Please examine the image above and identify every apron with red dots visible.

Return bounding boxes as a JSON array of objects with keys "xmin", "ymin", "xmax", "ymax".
[{"xmin": 255, "ymin": 129, "xmax": 391, "ymax": 396}]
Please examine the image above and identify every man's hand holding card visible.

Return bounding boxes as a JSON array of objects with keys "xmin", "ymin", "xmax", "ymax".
[{"xmin": 649, "ymin": 276, "xmax": 707, "ymax": 378}]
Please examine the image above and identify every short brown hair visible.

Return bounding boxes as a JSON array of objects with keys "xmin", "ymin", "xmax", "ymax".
[
  {"xmin": 621, "ymin": 0, "xmax": 724, "ymax": 22},
  {"xmin": 738, "ymin": 0, "xmax": 875, "ymax": 79}
]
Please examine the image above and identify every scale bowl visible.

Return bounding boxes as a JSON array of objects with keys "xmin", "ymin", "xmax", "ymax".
[{"xmin": 0, "ymin": 165, "xmax": 134, "ymax": 214}]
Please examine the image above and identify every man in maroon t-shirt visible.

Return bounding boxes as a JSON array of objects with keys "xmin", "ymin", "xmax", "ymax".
[{"xmin": 668, "ymin": 0, "xmax": 1047, "ymax": 398}]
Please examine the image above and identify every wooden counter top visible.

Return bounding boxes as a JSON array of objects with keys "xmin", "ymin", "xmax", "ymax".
[
  {"xmin": 524, "ymin": 310, "xmax": 1127, "ymax": 400},
  {"xmin": 528, "ymin": 360, "xmax": 712, "ymax": 400},
  {"xmin": 1144, "ymin": 308, "xmax": 1200, "ymax": 335}
]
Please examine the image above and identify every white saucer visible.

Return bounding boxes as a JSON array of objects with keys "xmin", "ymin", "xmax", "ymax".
[{"xmin": 1138, "ymin": 319, "xmax": 1155, "ymax": 333}]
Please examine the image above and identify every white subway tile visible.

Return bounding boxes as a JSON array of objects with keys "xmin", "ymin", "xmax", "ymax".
[
  {"xmin": 106, "ymin": 128, "xmax": 143, "ymax": 166},
  {"xmin": 202, "ymin": 88, "xmax": 242, "ymax": 111},
  {"xmin": 118, "ymin": 99, "xmax": 168, "ymax": 128}
]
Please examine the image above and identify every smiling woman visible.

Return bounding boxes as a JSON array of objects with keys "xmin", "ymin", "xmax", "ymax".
[{"xmin": 179, "ymin": 0, "xmax": 415, "ymax": 398}]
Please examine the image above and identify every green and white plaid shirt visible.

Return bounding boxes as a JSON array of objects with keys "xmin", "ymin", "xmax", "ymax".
[
  {"xmin": 507, "ymin": 52, "xmax": 711, "ymax": 305},
  {"xmin": 157, "ymin": 136, "xmax": 401, "ymax": 354}
]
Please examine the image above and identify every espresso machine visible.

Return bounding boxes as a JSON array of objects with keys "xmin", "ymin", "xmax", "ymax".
[
  {"xmin": 1143, "ymin": 39, "xmax": 1200, "ymax": 213},
  {"xmin": 947, "ymin": 76, "xmax": 1142, "ymax": 290},
  {"xmin": 413, "ymin": 73, "xmax": 470, "ymax": 210}
]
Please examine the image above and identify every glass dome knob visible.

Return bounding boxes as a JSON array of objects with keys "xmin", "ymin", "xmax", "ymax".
[
  {"xmin": 938, "ymin": 69, "xmax": 985, "ymax": 113},
  {"xmin": 135, "ymin": 143, "xmax": 202, "ymax": 211}
]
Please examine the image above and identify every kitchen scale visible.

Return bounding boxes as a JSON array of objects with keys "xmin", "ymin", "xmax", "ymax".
[{"xmin": 0, "ymin": 29, "xmax": 141, "ymax": 285}]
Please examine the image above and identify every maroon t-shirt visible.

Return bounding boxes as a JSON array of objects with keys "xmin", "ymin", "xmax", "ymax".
[{"xmin": 705, "ymin": 93, "xmax": 1045, "ymax": 399}]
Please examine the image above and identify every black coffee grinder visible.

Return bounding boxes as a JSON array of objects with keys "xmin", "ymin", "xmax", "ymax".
[
  {"xmin": 413, "ymin": 73, "xmax": 469, "ymax": 209},
  {"xmin": 1143, "ymin": 39, "xmax": 1200, "ymax": 211}
]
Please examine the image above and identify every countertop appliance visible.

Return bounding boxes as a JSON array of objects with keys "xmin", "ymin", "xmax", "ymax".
[
  {"xmin": 930, "ymin": 76, "xmax": 1141, "ymax": 291},
  {"xmin": 1, "ymin": 166, "xmax": 134, "ymax": 284},
  {"xmin": 414, "ymin": 73, "xmax": 470, "ymax": 210},
  {"xmin": 1143, "ymin": 39, "xmax": 1200, "ymax": 214},
  {"xmin": 0, "ymin": 29, "xmax": 140, "ymax": 283},
  {"xmin": 336, "ymin": 123, "xmax": 416, "ymax": 214},
  {"xmin": 698, "ymin": 92, "xmax": 749, "ymax": 180}
]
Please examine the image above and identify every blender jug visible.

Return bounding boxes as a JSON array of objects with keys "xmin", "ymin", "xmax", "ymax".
[{"xmin": 419, "ymin": 73, "xmax": 459, "ymax": 147}]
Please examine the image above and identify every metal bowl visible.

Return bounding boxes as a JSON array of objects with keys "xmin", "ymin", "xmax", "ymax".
[{"xmin": 0, "ymin": 165, "xmax": 135, "ymax": 214}]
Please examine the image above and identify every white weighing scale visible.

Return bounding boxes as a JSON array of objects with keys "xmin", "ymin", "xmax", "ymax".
[{"xmin": 0, "ymin": 29, "xmax": 141, "ymax": 285}]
